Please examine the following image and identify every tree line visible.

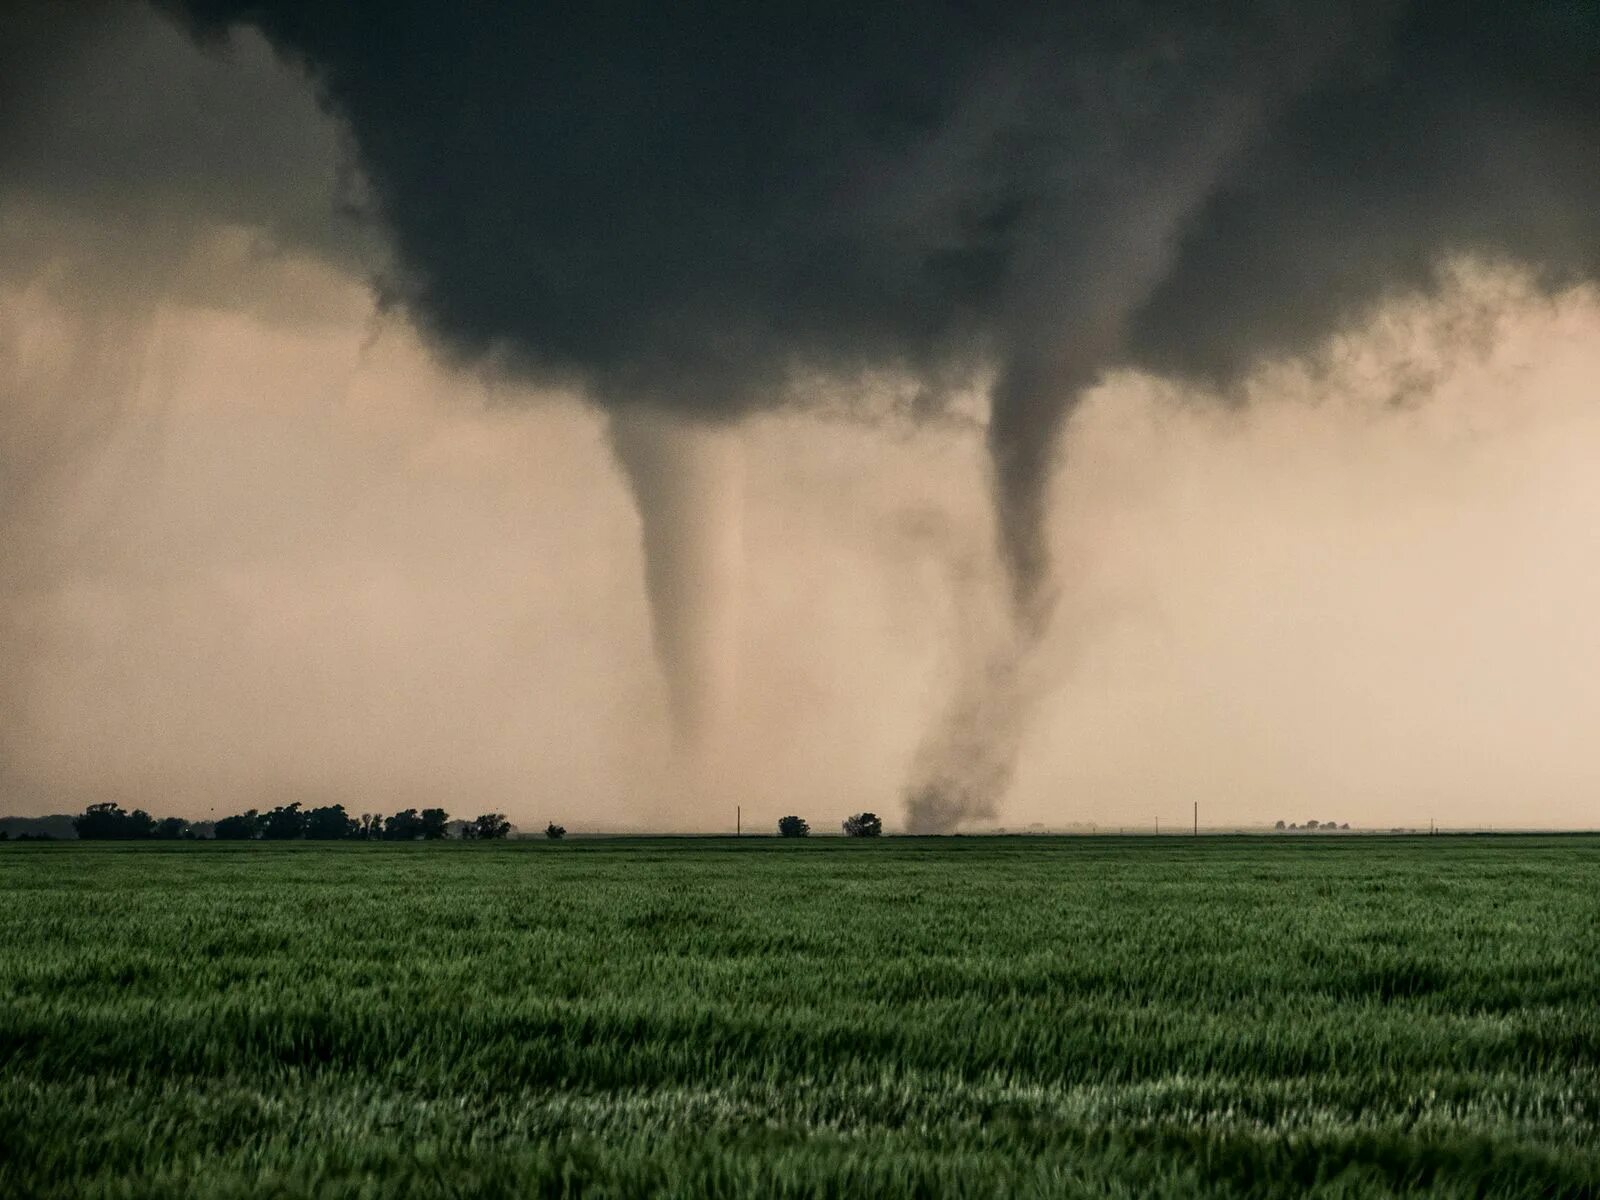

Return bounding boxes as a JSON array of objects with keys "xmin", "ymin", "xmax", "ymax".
[
  {"xmin": 46, "ymin": 804, "xmax": 887, "ymax": 841},
  {"xmin": 71, "ymin": 802, "xmax": 516, "ymax": 841}
]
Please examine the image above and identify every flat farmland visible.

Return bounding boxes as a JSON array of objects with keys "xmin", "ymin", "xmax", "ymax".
[{"xmin": 1, "ymin": 836, "xmax": 1597, "ymax": 1198}]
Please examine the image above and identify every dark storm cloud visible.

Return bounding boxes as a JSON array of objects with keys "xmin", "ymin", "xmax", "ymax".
[
  {"xmin": 1125, "ymin": 3, "xmax": 1600, "ymax": 384},
  {"xmin": 152, "ymin": 1, "xmax": 1598, "ymax": 609},
  {"xmin": 0, "ymin": 0, "xmax": 372, "ymax": 525},
  {"xmin": 161, "ymin": 2, "xmax": 1039, "ymax": 408},
  {"xmin": 0, "ymin": 0, "xmax": 373, "ymax": 276}
]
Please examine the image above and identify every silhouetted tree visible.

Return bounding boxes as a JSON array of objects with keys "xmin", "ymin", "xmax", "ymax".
[
  {"xmin": 214, "ymin": 809, "xmax": 261, "ymax": 840},
  {"xmin": 358, "ymin": 812, "xmax": 382, "ymax": 840},
  {"xmin": 1304, "ymin": 819, "xmax": 1319, "ymax": 829},
  {"xmin": 152, "ymin": 816, "xmax": 190, "ymax": 840},
  {"xmin": 1274, "ymin": 820, "xmax": 1286, "ymax": 830},
  {"xmin": 466, "ymin": 813, "xmax": 512, "ymax": 840},
  {"xmin": 777, "ymin": 815, "xmax": 810, "ymax": 837},
  {"xmin": 305, "ymin": 803, "xmax": 359, "ymax": 840},
  {"xmin": 384, "ymin": 809, "xmax": 423, "ymax": 840},
  {"xmin": 261, "ymin": 803, "xmax": 306, "ymax": 840},
  {"xmin": 419, "ymin": 807, "xmax": 451, "ymax": 840},
  {"xmin": 545, "ymin": 822, "xmax": 566, "ymax": 840},
  {"xmin": 75, "ymin": 804, "xmax": 120, "ymax": 838},
  {"xmin": 842, "ymin": 812, "xmax": 882, "ymax": 837},
  {"xmin": 73, "ymin": 802, "xmax": 158, "ymax": 840}
]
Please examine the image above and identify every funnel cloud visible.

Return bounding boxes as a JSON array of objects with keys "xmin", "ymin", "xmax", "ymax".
[{"xmin": 610, "ymin": 409, "xmax": 744, "ymax": 754}]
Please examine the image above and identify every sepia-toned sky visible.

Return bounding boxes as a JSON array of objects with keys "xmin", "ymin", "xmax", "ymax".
[{"xmin": 3, "ymin": 4, "xmax": 1598, "ymax": 830}]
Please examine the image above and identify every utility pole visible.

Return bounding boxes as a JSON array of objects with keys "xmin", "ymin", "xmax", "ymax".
[
  {"xmin": 1194, "ymin": 801, "xmax": 1198, "ymax": 837},
  {"xmin": 1155, "ymin": 815, "xmax": 1159, "ymax": 836},
  {"xmin": 736, "ymin": 806, "xmax": 741, "ymax": 837}
]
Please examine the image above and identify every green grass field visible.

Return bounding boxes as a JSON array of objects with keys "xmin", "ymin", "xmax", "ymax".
[{"xmin": 2, "ymin": 836, "xmax": 1597, "ymax": 1198}]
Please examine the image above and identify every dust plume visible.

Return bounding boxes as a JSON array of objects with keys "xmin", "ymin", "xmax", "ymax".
[{"xmin": 893, "ymin": 510, "xmax": 1035, "ymax": 834}]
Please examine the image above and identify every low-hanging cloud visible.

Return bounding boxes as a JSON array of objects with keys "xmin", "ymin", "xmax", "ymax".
[{"xmin": 153, "ymin": 2, "xmax": 1600, "ymax": 575}]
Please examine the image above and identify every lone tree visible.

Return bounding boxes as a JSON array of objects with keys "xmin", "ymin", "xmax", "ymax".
[
  {"xmin": 777, "ymin": 815, "xmax": 810, "ymax": 838},
  {"xmin": 465, "ymin": 813, "xmax": 512, "ymax": 840},
  {"xmin": 545, "ymin": 822, "xmax": 566, "ymax": 840},
  {"xmin": 842, "ymin": 812, "xmax": 883, "ymax": 838}
]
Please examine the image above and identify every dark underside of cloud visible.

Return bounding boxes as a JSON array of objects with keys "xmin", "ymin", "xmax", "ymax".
[{"xmin": 148, "ymin": 1, "xmax": 1598, "ymax": 608}]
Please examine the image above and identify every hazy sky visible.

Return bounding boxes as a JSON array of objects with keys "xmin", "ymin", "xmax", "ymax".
[{"xmin": 3, "ymin": 3, "xmax": 1598, "ymax": 830}]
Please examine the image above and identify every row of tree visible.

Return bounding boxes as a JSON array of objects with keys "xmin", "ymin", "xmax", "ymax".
[
  {"xmin": 73, "ymin": 802, "xmax": 520, "ymax": 841},
  {"xmin": 777, "ymin": 812, "xmax": 883, "ymax": 837},
  {"xmin": 1273, "ymin": 819, "xmax": 1351, "ymax": 831},
  {"xmin": 66, "ymin": 802, "xmax": 892, "ymax": 841}
]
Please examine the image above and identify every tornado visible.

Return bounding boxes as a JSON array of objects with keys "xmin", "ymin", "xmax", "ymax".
[{"xmin": 608, "ymin": 409, "xmax": 743, "ymax": 756}]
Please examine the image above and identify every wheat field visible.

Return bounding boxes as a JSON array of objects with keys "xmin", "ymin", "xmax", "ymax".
[{"xmin": 2, "ymin": 836, "xmax": 1597, "ymax": 1197}]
